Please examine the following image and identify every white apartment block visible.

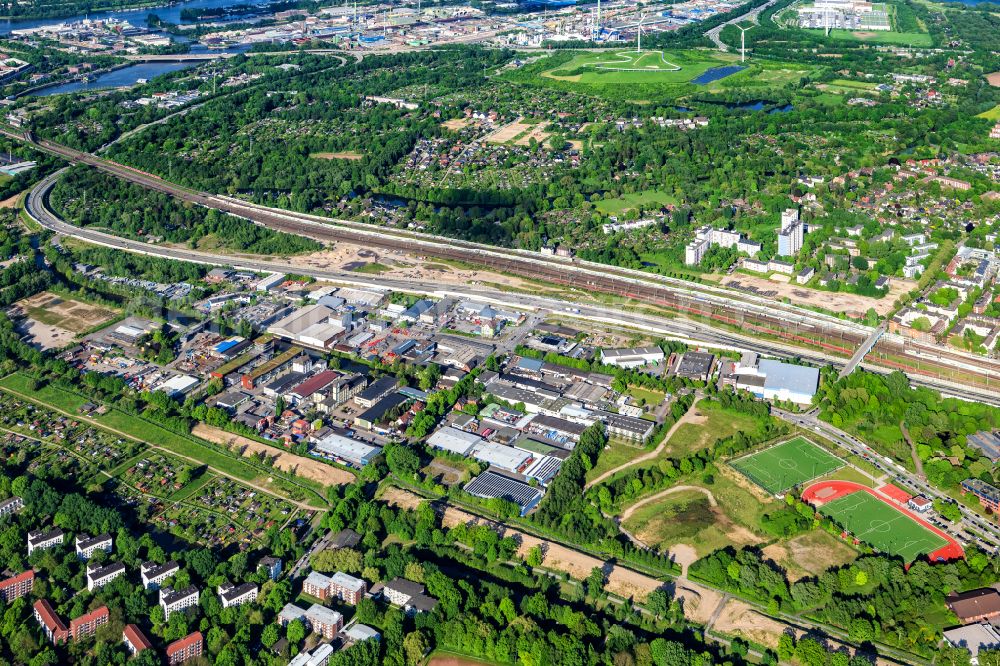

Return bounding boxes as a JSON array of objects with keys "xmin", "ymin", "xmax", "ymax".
[
  {"xmin": 777, "ymin": 208, "xmax": 804, "ymax": 257},
  {"xmin": 27, "ymin": 529, "xmax": 64, "ymax": 555},
  {"xmin": 684, "ymin": 226, "xmax": 762, "ymax": 265},
  {"xmin": 218, "ymin": 583, "xmax": 258, "ymax": 608},
  {"xmin": 75, "ymin": 533, "xmax": 113, "ymax": 560},
  {"xmin": 141, "ymin": 561, "xmax": 179, "ymax": 590},
  {"xmin": 87, "ymin": 562, "xmax": 126, "ymax": 592},
  {"xmin": 160, "ymin": 586, "xmax": 200, "ymax": 619}
]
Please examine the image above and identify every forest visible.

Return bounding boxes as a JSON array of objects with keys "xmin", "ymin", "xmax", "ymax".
[
  {"xmin": 817, "ymin": 370, "xmax": 1000, "ymax": 493},
  {"xmin": 49, "ymin": 166, "xmax": 321, "ymax": 255}
]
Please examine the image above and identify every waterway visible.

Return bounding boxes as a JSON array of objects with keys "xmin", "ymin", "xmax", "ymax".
[
  {"xmin": 32, "ymin": 61, "xmax": 197, "ymax": 96},
  {"xmin": 0, "ymin": 0, "xmax": 247, "ymax": 36}
]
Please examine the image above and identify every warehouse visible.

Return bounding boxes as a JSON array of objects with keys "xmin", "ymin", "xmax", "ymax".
[
  {"xmin": 470, "ymin": 441, "xmax": 531, "ymax": 473},
  {"xmin": 464, "ymin": 471, "xmax": 543, "ymax": 515},
  {"xmin": 312, "ymin": 433, "xmax": 382, "ymax": 467},
  {"xmin": 600, "ymin": 346, "xmax": 665, "ymax": 368},
  {"xmin": 758, "ymin": 360, "xmax": 819, "ymax": 404},
  {"xmin": 427, "ymin": 426, "xmax": 482, "ymax": 456}
]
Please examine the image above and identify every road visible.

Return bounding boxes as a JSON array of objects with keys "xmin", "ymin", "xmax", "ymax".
[
  {"xmin": 773, "ymin": 408, "xmax": 1000, "ymax": 554},
  {"xmin": 704, "ymin": 0, "xmax": 782, "ymax": 50},
  {"xmin": 17, "ymin": 128, "xmax": 1000, "ymax": 399},
  {"xmin": 23, "ymin": 168, "xmax": 1000, "ymax": 409}
]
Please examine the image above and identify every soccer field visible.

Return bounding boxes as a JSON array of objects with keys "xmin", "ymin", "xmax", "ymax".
[
  {"xmin": 818, "ymin": 491, "xmax": 947, "ymax": 563},
  {"xmin": 730, "ymin": 437, "xmax": 843, "ymax": 494}
]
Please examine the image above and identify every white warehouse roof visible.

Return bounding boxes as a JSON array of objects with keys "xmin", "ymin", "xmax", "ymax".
[{"xmin": 426, "ymin": 426, "xmax": 481, "ymax": 456}]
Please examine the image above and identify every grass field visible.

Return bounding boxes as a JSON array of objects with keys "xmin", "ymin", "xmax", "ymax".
[
  {"xmin": 803, "ymin": 28, "xmax": 933, "ymax": 46},
  {"xmin": 545, "ymin": 50, "xmax": 728, "ymax": 85},
  {"xmin": 977, "ymin": 104, "xmax": 1000, "ymax": 121},
  {"xmin": 730, "ymin": 437, "xmax": 843, "ymax": 494},
  {"xmin": 818, "ymin": 491, "xmax": 946, "ymax": 562},
  {"xmin": 621, "ymin": 471, "xmax": 775, "ymax": 556},
  {"xmin": 665, "ymin": 403, "xmax": 762, "ymax": 458},
  {"xmin": 595, "ymin": 190, "xmax": 678, "ymax": 215},
  {"xmin": 586, "ymin": 437, "xmax": 656, "ymax": 483}
]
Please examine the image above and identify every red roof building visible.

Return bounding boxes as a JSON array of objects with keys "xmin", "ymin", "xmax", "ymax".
[
  {"xmin": 33, "ymin": 599, "xmax": 68, "ymax": 644},
  {"xmin": 70, "ymin": 606, "xmax": 109, "ymax": 640},
  {"xmin": 0, "ymin": 569, "xmax": 34, "ymax": 602},
  {"xmin": 123, "ymin": 624, "xmax": 153, "ymax": 655},
  {"xmin": 167, "ymin": 631, "xmax": 203, "ymax": 664}
]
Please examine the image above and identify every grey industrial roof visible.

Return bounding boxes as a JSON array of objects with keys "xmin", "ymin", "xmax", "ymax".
[
  {"xmin": 759, "ymin": 359, "xmax": 820, "ymax": 396},
  {"xmin": 465, "ymin": 470, "xmax": 543, "ymax": 511}
]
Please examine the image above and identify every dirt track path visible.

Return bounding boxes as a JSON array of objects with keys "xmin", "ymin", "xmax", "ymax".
[
  {"xmin": 899, "ymin": 421, "xmax": 925, "ymax": 479},
  {"xmin": 585, "ymin": 398, "xmax": 699, "ymax": 490},
  {"xmin": 619, "ymin": 485, "xmax": 718, "ymax": 523}
]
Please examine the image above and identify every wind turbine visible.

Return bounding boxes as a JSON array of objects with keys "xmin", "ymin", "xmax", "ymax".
[
  {"xmin": 736, "ymin": 24, "xmax": 754, "ymax": 63},
  {"xmin": 636, "ymin": 13, "xmax": 647, "ymax": 54}
]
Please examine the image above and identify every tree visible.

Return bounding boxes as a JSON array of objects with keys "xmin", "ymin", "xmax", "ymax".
[
  {"xmin": 526, "ymin": 545, "xmax": 543, "ymax": 567},
  {"xmin": 261, "ymin": 624, "xmax": 280, "ymax": 648},
  {"xmin": 286, "ymin": 619, "xmax": 306, "ymax": 646},
  {"xmin": 311, "ymin": 548, "xmax": 362, "ymax": 573},
  {"xmin": 402, "ymin": 630, "xmax": 429, "ymax": 666}
]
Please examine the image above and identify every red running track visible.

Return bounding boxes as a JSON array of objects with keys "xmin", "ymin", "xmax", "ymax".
[{"xmin": 801, "ymin": 480, "xmax": 964, "ymax": 563}]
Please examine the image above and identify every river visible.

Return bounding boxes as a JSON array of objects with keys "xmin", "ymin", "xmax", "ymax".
[{"xmin": 0, "ymin": 0, "xmax": 252, "ymax": 36}]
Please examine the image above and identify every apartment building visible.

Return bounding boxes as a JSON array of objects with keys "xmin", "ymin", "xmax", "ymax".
[
  {"xmin": 0, "ymin": 570, "xmax": 34, "ymax": 602},
  {"xmin": 70, "ymin": 606, "xmax": 109, "ymax": 640},
  {"xmin": 87, "ymin": 562, "xmax": 125, "ymax": 592},
  {"xmin": 305, "ymin": 604, "xmax": 343, "ymax": 639},
  {"xmin": 160, "ymin": 585, "xmax": 200, "ymax": 619},
  {"xmin": 123, "ymin": 624, "xmax": 153, "ymax": 655},
  {"xmin": 75, "ymin": 533, "xmax": 113, "ymax": 560},
  {"xmin": 218, "ymin": 582, "xmax": 257, "ymax": 608},
  {"xmin": 33, "ymin": 599, "xmax": 68, "ymax": 644},
  {"xmin": 27, "ymin": 529, "xmax": 64, "ymax": 555},
  {"xmin": 167, "ymin": 631, "xmax": 204, "ymax": 665},
  {"xmin": 141, "ymin": 560, "xmax": 179, "ymax": 590}
]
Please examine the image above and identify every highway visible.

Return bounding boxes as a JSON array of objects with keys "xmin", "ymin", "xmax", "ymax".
[
  {"xmin": 21, "ymin": 153, "xmax": 1000, "ymax": 408},
  {"xmin": 704, "ymin": 0, "xmax": 782, "ymax": 50},
  {"xmin": 774, "ymin": 408, "xmax": 1000, "ymax": 554}
]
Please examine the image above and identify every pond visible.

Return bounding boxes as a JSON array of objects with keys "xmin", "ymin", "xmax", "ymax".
[{"xmin": 692, "ymin": 65, "xmax": 746, "ymax": 85}]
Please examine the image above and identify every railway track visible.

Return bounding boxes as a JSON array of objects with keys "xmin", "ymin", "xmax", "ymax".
[{"xmin": 10, "ymin": 130, "xmax": 1000, "ymax": 393}]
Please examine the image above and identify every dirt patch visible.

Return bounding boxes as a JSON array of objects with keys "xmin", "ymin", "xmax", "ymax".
[
  {"xmin": 568, "ymin": 140, "xmax": 584, "ymax": 150},
  {"xmin": 16, "ymin": 291, "xmax": 118, "ymax": 334},
  {"xmin": 769, "ymin": 274, "xmax": 791, "ymax": 283},
  {"xmin": 284, "ymin": 242, "xmax": 542, "ymax": 295},
  {"xmin": 988, "ymin": 72, "xmax": 1000, "ymax": 87},
  {"xmin": 0, "ymin": 193, "xmax": 20, "ymax": 208},
  {"xmin": 713, "ymin": 599, "xmax": 789, "ymax": 648},
  {"xmin": 670, "ymin": 543, "xmax": 698, "ymax": 577},
  {"xmin": 513, "ymin": 123, "xmax": 551, "ymax": 147},
  {"xmin": 14, "ymin": 318, "xmax": 75, "ymax": 350},
  {"xmin": 441, "ymin": 118, "xmax": 470, "ymax": 130},
  {"xmin": 761, "ymin": 531, "xmax": 858, "ymax": 582},
  {"xmin": 311, "ymin": 151, "xmax": 363, "ymax": 160},
  {"xmin": 193, "ymin": 423, "xmax": 355, "ymax": 486},
  {"xmin": 723, "ymin": 273, "xmax": 914, "ymax": 317},
  {"xmin": 380, "ymin": 487, "xmax": 671, "ymax": 601},
  {"xmin": 485, "ymin": 118, "xmax": 537, "ymax": 144}
]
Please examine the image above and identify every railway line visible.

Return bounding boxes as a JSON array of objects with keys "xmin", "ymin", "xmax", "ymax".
[{"xmin": 8, "ymin": 129, "xmax": 1000, "ymax": 396}]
